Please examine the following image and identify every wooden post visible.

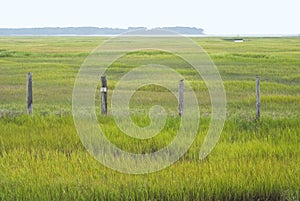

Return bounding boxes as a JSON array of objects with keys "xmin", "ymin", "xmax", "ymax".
[
  {"xmin": 100, "ymin": 76, "xmax": 107, "ymax": 115},
  {"xmin": 178, "ymin": 79, "xmax": 184, "ymax": 116},
  {"xmin": 26, "ymin": 72, "xmax": 33, "ymax": 115},
  {"xmin": 256, "ymin": 76, "xmax": 260, "ymax": 120}
]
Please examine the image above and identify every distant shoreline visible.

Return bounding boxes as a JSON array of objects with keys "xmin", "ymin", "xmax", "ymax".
[{"xmin": 0, "ymin": 26, "xmax": 204, "ymax": 36}]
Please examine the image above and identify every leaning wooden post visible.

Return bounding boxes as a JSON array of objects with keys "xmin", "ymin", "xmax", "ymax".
[
  {"xmin": 26, "ymin": 72, "xmax": 33, "ymax": 115},
  {"xmin": 256, "ymin": 76, "xmax": 260, "ymax": 120},
  {"xmin": 100, "ymin": 76, "xmax": 108, "ymax": 115},
  {"xmin": 178, "ymin": 79, "xmax": 184, "ymax": 116}
]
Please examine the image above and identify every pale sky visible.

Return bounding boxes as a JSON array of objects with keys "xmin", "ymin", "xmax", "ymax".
[{"xmin": 1, "ymin": 0, "xmax": 299, "ymax": 34}]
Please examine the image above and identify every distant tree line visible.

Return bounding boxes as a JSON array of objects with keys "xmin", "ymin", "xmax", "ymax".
[{"xmin": 0, "ymin": 27, "xmax": 204, "ymax": 35}]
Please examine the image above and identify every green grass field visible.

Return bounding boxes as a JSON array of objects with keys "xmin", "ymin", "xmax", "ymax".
[{"xmin": 0, "ymin": 36, "xmax": 299, "ymax": 200}]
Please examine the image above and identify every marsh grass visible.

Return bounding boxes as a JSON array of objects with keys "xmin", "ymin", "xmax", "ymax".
[{"xmin": 0, "ymin": 36, "xmax": 299, "ymax": 200}]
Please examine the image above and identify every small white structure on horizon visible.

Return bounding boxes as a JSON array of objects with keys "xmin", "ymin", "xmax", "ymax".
[{"xmin": 234, "ymin": 39, "xmax": 244, "ymax": 43}]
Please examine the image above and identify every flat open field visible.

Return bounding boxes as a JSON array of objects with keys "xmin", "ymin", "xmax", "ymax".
[{"xmin": 0, "ymin": 37, "xmax": 299, "ymax": 200}]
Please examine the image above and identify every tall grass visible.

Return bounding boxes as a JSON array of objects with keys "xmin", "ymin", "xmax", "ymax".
[
  {"xmin": 0, "ymin": 115, "xmax": 299, "ymax": 200},
  {"xmin": 0, "ymin": 36, "xmax": 299, "ymax": 200}
]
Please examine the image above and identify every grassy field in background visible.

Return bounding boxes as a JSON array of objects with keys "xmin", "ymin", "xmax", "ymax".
[{"xmin": 0, "ymin": 37, "xmax": 299, "ymax": 200}]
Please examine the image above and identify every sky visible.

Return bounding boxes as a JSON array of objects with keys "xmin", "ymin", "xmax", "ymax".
[{"xmin": 0, "ymin": 0, "xmax": 299, "ymax": 35}]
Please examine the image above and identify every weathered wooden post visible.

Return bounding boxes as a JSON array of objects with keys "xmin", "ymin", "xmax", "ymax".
[
  {"xmin": 26, "ymin": 72, "xmax": 33, "ymax": 115},
  {"xmin": 256, "ymin": 76, "xmax": 260, "ymax": 120},
  {"xmin": 100, "ymin": 76, "xmax": 107, "ymax": 115},
  {"xmin": 178, "ymin": 79, "xmax": 184, "ymax": 116}
]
